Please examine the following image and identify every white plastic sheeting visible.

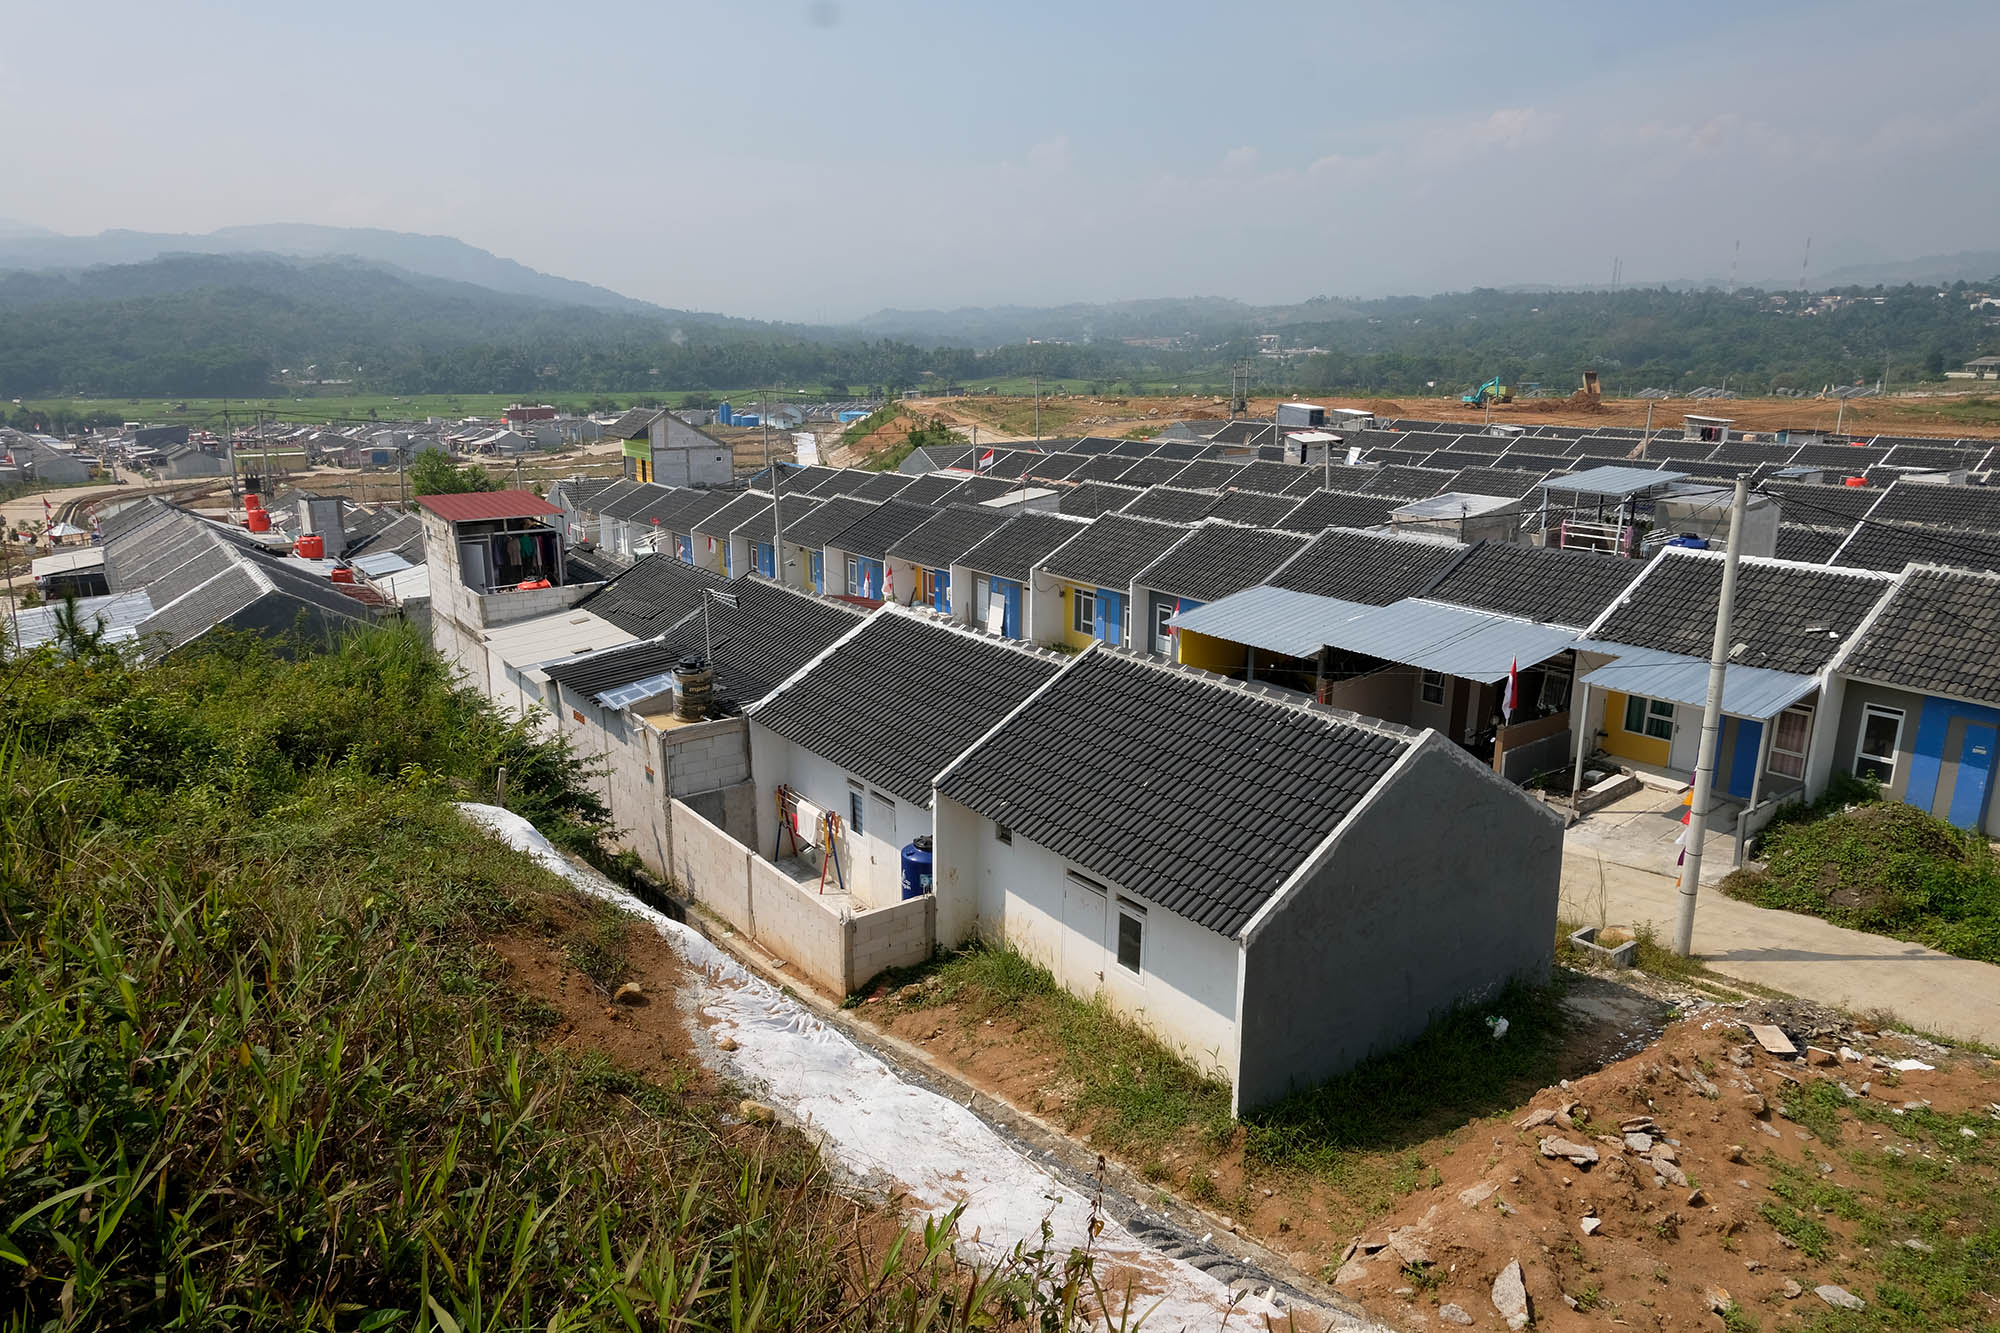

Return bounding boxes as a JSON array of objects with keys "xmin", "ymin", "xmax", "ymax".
[{"xmin": 455, "ymin": 804, "xmax": 1352, "ymax": 1330}]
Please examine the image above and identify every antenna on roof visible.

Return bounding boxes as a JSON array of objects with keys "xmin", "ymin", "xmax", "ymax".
[
  {"xmin": 1728, "ymin": 239, "xmax": 1740, "ymax": 296},
  {"xmin": 1799, "ymin": 235, "xmax": 1812, "ymax": 293}
]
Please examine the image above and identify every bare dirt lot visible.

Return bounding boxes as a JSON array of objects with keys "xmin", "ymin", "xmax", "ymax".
[
  {"xmin": 857, "ymin": 962, "xmax": 2000, "ymax": 1331},
  {"xmin": 914, "ymin": 392, "xmax": 2000, "ymax": 445}
]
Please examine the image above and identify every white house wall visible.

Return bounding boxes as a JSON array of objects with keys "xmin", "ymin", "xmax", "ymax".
[
  {"xmin": 747, "ymin": 720, "xmax": 928, "ymax": 910},
  {"xmin": 935, "ymin": 793, "xmax": 1241, "ymax": 1084}
]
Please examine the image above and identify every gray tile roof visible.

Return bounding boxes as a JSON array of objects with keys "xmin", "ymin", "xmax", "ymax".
[
  {"xmin": 780, "ymin": 494, "xmax": 881, "ymax": 549},
  {"xmin": 750, "ymin": 610, "xmax": 1063, "ymax": 806},
  {"xmin": 760, "ymin": 495, "xmax": 827, "ymax": 542},
  {"xmin": 693, "ymin": 490, "xmax": 773, "ymax": 539},
  {"xmin": 1121, "ymin": 486, "xmax": 1220, "ymax": 523},
  {"xmin": 1205, "ymin": 489, "xmax": 1303, "ymax": 527},
  {"xmin": 1057, "ymin": 480, "xmax": 1144, "ymax": 518},
  {"xmin": 1071, "ymin": 455, "xmax": 1138, "ymax": 483},
  {"xmin": 1446, "ymin": 466, "xmax": 1549, "ymax": 499},
  {"xmin": 1842, "ymin": 566, "xmax": 2000, "ymax": 703},
  {"xmin": 1231, "ymin": 459, "xmax": 1315, "ymax": 494},
  {"xmin": 848, "ymin": 471, "xmax": 917, "ymax": 501},
  {"xmin": 1773, "ymin": 523, "xmax": 1848, "ymax": 564},
  {"xmin": 936, "ymin": 650, "xmax": 1414, "ymax": 938},
  {"xmin": 944, "ymin": 475, "xmax": 1019, "ymax": 505},
  {"xmin": 822, "ymin": 498, "xmax": 939, "ymax": 559},
  {"xmin": 957, "ymin": 511, "xmax": 1093, "ymax": 581},
  {"xmin": 1358, "ymin": 465, "xmax": 1457, "ymax": 500},
  {"xmin": 1039, "ymin": 513, "xmax": 1191, "ymax": 589},
  {"xmin": 1025, "ymin": 452, "xmax": 1089, "ymax": 482},
  {"xmin": 885, "ymin": 504, "xmax": 1013, "ymax": 569},
  {"xmin": 580, "ymin": 555, "xmax": 729, "ymax": 634},
  {"xmin": 1268, "ymin": 528, "xmax": 1466, "ymax": 605},
  {"xmin": 1761, "ymin": 480, "xmax": 1884, "ymax": 526},
  {"xmin": 600, "ymin": 482, "xmax": 672, "ymax": 521},
  {"xmin": 1589, "ymin": 549, "xmax": 1892, "ymax": 674},
  {"xmin": 1116, "ymin": 458, "xmax": 1188, "ymax": 487},
  {"xmin": 1423, "ymin": 541, "xmax": 1636, "ymax": 628},
  {"xmin": 1134, "ymin": 523, "xmax": 1310, "ymax": 603},
  {"xmin": 1274, "ymin": 489, "xmax": 1403, "ymax": 533},
  {"xmin": 892, "ymin": 472, "xmax": 968, "ymax": 506},
  {"xmin": 1866, "ymin": 481, "xmax": 2000, "ymax": 533},
  {"xmin": 1169, "ymin": 459, "xmax": 1250, "ymax": 490},
  {"xmin": 1830, "ymin": 520, "xmax": 2000, "ymax": 575}
]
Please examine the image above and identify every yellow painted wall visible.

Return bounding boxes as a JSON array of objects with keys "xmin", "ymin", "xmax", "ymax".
[
  {"xmin": 1600, "ymin": 689, "xmax": 1671, "ymax": 766},
  {"xmin": 1057, "ymin": 582, "xmax": 1099, "ymax": 652},
  {"xmin": 1176, "ymin": 628, "xmax": 1247, "ymax": 674}
]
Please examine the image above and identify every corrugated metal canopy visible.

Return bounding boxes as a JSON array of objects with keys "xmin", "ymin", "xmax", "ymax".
[
  {"xmin": 1168, "ymin": 585, "xmax": 1375, "ymax": 658},
  {"xmin": 350, "ymin": 550, "xmax": 413, "ymax": 577},
  {"xmin": 1577, "ymin": 642, "xmax": 1819, "ymax": 719},
  {"xmin": 1541, "ymin": 465, "xmax": 1688, "ymax": 498},
  {"xmin": 1318, "ymin": 599, "xmax": 1580, "ymax": 683}
]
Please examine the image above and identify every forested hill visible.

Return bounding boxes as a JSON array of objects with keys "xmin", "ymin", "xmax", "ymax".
[{"xmin": 1, "ymin": 251, "xmax": 1995, "ymax": 398}]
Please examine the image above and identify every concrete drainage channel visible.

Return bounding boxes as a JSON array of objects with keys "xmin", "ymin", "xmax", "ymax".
[{"xmin": 690, "ymin": 910, "xmax": 1385, "ymax": 1329}]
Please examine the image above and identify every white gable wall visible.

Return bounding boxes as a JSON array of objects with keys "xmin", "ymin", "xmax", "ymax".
[
  {"xmin": 748, "ymin": 718, "xmax": 929, "ymax": 910},
  {"xmin": 934, "ymin": 792, "xmax": 1241, "ymax": 1084}
]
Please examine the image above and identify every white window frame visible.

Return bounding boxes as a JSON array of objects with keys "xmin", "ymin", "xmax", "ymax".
[
  {"xmin": 1151, "ymin": 599, "xmax": 1175, "ymax": 655},
  {"xmin": 1855, "ymin": 703, "xmax": 1904, "ymax": 784},
  {"xmin": 1768, "ymin": 703, "xmax": 1813, "ymax": 780},
  {"xmin": 847, "ymin": 782, "xmax": 865, "ymax": 836},
  {"xmin": 1626, "ymin": 694, "xmax": 1675, "ymax": 741},
  {"xmin": 1114, "ymin": 896, "xmax": 1146, "ymax": 976},
  {"xmin": 1072, "ymin": 587, "xmax": 1096, "ymax": 635},
  {"xmin": 1420, "ymin": 670, "xmax": 1446, "ymax": 705},
  {"xmin": 844, "ymin": 554, "xmax": 862, "ymax": 596}
]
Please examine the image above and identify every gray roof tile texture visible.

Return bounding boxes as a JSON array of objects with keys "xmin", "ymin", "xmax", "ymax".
[
  {"xmin": 887, "ymin": 504, "xmax": 1014, "ymax": 569},
  {"xmin": 580, "ymin": 555, "xmax": 729, "ymax": 634},
  {"xmin": 1832, "ymin": 521, "xmax": 2000, "ymax": 575},
  {"xmin": 1867, "ymin": 482, "xmax": 2000, "ymax": 533},
  {"xmin": 1275, "ymin": 490, "xmax": 1402, "ymax": 533},
  {"xmin": 1135, "ymin": 523, "xmax": 1310, "ymax": 603},
  {"xmin": 957, "ymin": 511, "xmax": 1092, "ymax": 581},
  {"xmin": 1121, "ymin": 487, "xmax": 1220, "ymax": 523},
  {"xmin": 1040, "ymin": 513, "xmax": 1191, "ymax": 589},
  {"xmin": 1591, "ymin": 549, "xmax": 1890, "ymax": 673},
  {"xmin": 1843, "ymin": 567, "xmax": 2000, "ymax": 703},
  {"xmin": 1423, "ymin": 542, "xmax": 1636, "ymax": 628},
  {"xmin": 937, "ymin": 650, "xmax": 1412, "ymax": 937},
  {"xmin": 823, "ymin": 498, "xmax": 939, "ymax": 559},
  {"xmin": 1058, "ymin": 481, "xmax": 1144, "ymax": 518},
  {"xmin": 780, "ymin": 494, "xmax": 882, "ymax": 549},
  {"xmin": 1268, "ymin": 528, "xmax": 1465, "ymax": 605},
  {"xmin": 1205, "ymin": 489, "xmax": 1303, "ymax": 527},
  {"xmin": 751, "ymin": 612, "xmax": 1062, "ymax": 806}
]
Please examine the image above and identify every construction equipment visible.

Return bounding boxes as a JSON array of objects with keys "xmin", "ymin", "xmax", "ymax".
[{"xmin": 1462, "ymin": 377, "xmax": 1514, "ymax": 407}]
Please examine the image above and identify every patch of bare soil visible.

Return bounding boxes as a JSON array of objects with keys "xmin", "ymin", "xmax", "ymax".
[
  {"xmin": 488, "ymin": 895, "xmax": 697, "ymax": 1080},
  {"xmin": 859, "ymin": 973, "xmax": 2000, "ymax": 1330}
]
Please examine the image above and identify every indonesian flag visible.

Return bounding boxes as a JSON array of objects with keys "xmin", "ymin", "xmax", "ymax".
[
  {"xmin": 976, "ymin": 449, "xmax": 996, "ymax": 471},
  {"xmin": 864, "ymin": 567, "xmax": 875, "ymax": 599},
  {"xmin": 1168, "ymin": 598, "xmax": 1183, "ymax": 636},
  {"xmin": 1503, "ymin": 657, "xmax": 1520, "ymax": 715},
  {"xmin": 883, "ymin": 563, "xmax": 895, "ymax": 601},
  {"xmin": 706, "ymin": 535, "xmax": 715, "ymax": 553}
]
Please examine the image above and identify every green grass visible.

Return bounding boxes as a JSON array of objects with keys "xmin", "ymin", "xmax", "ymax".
[
  {"xmin": 0, "ymin": 628, "xmax": 1110, "ymax": 1329},
  {"xmin": 1720, "ymin": 777, "xmax": 2000, "ymax": 963}
]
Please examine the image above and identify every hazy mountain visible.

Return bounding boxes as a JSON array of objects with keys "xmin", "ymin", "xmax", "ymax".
[
  {"xmin": 852, "ymin": 295, "xmax": 1371, "ymax": 345},
  {"xmin": 0, "ymin": 223, "xmax": 662, "ymax": 313},
  {"xmin": 1807, "ymin": 250, "xmax": 2000, "ymax": 289}
]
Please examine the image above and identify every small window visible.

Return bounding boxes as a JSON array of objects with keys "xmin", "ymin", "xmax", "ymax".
[
  {"xmin": 1624, "ymin": 695, "xmax": 1675, "ymax": 741},
  {"xmin": 995, "ymin": 824, "xmax": 1013, "ymax": 845},
  {"xmin": 1855, "ymin": 704, "xmax": 1904, "ymax": 784},
  {"xmin": 1420, "ymin": 671, "xmax": 1446, "ymax": 705},
  {"xmin": 848, "ymin": 789, "xmax": 864, "ymax": 836},
  {"xmin": 1072, "ymin": 588, "xmax": 1096, "ymax": 635},
  {"xmin": 1116, "ymin": 898, "xmax": 1145, "ymax": 974},
  {"xmin": 844, "ymin": 555, "xmax": 862, "ymax": 595},
  {"xmin": 1769, "ymin": 704, "xmax": 1813, "ymax": 780}
]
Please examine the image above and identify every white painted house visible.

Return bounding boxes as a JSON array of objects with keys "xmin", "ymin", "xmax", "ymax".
[
  {"xmin": 746, "ymin": 608, "xmax": 1064, "ymax": 908},
  {"xmin": 932, "ymin": 647, "xmax": 1564, "ymax": 1112}
]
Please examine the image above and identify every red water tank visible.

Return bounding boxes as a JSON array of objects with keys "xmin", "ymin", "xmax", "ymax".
[
  {"xmin": 1844, "ymin": 476, "xmax": 1867, "ymax": 488},
  {"xmin": 246, "ymin": 510, "xmax": 272, "ymax": 533},
  {"xmin": 295, "ymin": 533, "xmax": 325, "ymax": 559},
  {"xmin": 244, "ymin": 493, "xmax": 263, "ymax": 511},
  {"xmin": 330, "ymin": 566, "xmax": 354, "ymax": 584}
]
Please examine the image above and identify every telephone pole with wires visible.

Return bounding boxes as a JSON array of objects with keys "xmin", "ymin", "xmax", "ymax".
[{"xmin": 1673, "ymin": 474, "xmax": 1750, "ymax": 956}]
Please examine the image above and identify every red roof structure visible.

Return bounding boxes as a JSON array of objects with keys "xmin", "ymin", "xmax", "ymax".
[{"xmin": 415, "ymin": 490, "xmax": 563, "ymax": 523}]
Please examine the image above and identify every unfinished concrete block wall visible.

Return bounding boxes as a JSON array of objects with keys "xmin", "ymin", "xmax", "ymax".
[
  {"xmin": 849, "ymin": 895, "xmax": 935, "ymax": 989},
  {"xmin": 747, "ymin": 858, "xmax": 851, "ymax": 994},
  {"xmin": 669, "ymin": 798, "xmax": 752, "ymax": 931},
  {"xmin": 666, "ymin": 719, "xmax": 751, "ymax": 799}
]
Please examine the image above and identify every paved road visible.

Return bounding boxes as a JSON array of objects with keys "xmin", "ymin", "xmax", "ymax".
[{"xmin": 1560, "ymin": 844, "xmax": 2000, "ymax": 1046}]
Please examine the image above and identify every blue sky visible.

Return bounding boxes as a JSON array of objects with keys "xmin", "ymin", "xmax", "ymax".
[{"xmin": 4, "ymin": 0, "xmax": 1996, "ymax": 320}]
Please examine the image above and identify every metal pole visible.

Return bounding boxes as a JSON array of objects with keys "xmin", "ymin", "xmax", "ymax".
[
  {"xmin": 1673, "ymin": 474, "xmax": 1750, "ymax": 956},
  {"xmin": 1034, "ymin": 379, "xmax": 1041, "ymax": 444},
  {"xmin": 1835, "ymin": 396, "xmax": 1846, "ymax": 437},
  {"xmin": 703, "ymin": 591, "xmax": 714, "ymax": 667}
]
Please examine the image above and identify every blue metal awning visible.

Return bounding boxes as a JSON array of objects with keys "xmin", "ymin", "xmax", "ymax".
[{"xmin": 1577, "ymin": 642, "xmax": 1820, "ymax": 719}]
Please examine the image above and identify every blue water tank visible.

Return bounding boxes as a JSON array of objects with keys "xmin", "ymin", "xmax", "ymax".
[
  {"xmin": 900, "ymin": 836, "xmax": 934, "ymax": 900},
  {"xmin": 718, "ymin": 402, "xmax": 733, "ymax": 426}
]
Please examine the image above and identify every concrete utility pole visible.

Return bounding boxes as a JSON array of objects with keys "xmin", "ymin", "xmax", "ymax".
[
  {"xmin": 1033, "ymin": 378, "xmax": 1041, "ymax": 444},
  {"xmin": 766, "ymin": 389, "xmax": 783, "ymax": 584},
  {"xmin": 1673, "ymin": 474, "xmax": 1750, "ymax": 956}
]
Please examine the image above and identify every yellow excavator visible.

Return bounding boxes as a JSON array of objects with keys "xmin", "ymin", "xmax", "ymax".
[{"xmin": 1462, "ymin": 377, "xmax": 1514, "ymax": 407}]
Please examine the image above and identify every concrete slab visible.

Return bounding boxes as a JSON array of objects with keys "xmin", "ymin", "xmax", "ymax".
[{"xmin": 1558, "ymin": 848, "xmax": 2000, "ymax": 1046}]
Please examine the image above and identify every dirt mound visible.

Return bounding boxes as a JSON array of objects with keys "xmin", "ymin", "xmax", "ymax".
[{"xmin": 1328, "ymin": 1006, "xmax": 1993, "ymax": 1329}]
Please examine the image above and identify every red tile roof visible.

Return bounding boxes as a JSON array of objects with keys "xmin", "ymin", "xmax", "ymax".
[{"xmin": 415, "ymin": 490, "xmax": 563, "ymax": 523}]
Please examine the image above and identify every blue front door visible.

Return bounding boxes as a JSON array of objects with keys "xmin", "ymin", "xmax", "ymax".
[
  {"xmin": 810, "ymin": 550, "xmax": 824, "ymax": 593},
  {"xmin": 1725, "ymin": 718, "xmax": 1763, "ymax": 800},
  {"xmin": 932, "ymin": 567, "xmax": 950, "ymax": 612},
  {"xmin": 1949, "ymin": 725, "xmax": 1997, "ymax": 831},
  {"xmin": 756, "ymin": 542, "xmax": 776, "ymax": 577},
  {"xmin": 1093, "ymin": 588, "xmax": 1125, "ymax": 646},
  {"xmin": 997, "ymin": 578, "xmax": 1022, "ymax": 638}
]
